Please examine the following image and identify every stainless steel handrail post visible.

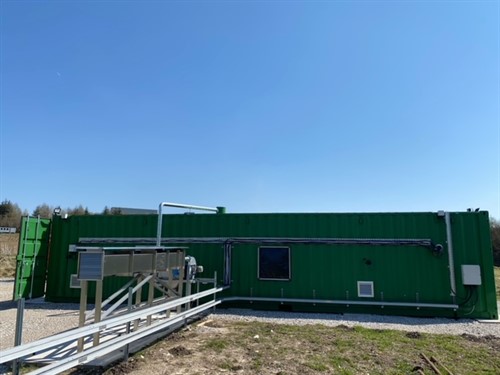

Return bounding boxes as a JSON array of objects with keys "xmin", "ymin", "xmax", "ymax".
[{"xmin": 12, "ymin": 297, "xmax": 25, "ymax": 375}]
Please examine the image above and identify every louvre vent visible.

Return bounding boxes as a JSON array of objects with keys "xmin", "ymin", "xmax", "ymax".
[
  {"xmin": 78, "ymin": 252, "xmax": 104, "ymax": 281},
  {"xmin": 357, "ymin": 281, "xmax": 374, "ymax": 298},
  {"xmin": 69, "ymin": 274, "xmax": 81, "ymax": 289}
]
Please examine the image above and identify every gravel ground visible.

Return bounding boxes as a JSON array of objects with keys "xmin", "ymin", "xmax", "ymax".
[
  {"xmin": 1, "ymin": 278, "xmax": 499, "ymax": 354},
  {"xmin": 0, "ymin": 279, "xmax": 80, "ymax": 351},
  {"xmin": 213, "ymin": 308, "xmax": 500, "ymax": 337}
]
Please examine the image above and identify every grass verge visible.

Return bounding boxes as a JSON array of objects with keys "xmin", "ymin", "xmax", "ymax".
[{"xmin": 98, "ymin": 319, "xmax": 500, "ymax": 375}]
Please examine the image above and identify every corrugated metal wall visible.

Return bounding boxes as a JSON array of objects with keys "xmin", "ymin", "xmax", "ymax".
[{"xmin": 44, "ymin": 211, "xmax": 497, "ymax": 319}]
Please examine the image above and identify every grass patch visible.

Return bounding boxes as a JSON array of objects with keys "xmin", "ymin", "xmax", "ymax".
[
  {"xmin": 203, "ymin": 338, "xmax": 228, "ymax": 352},
  {"xmin": 0, "ymin": 234, "xmax": 18, "ymax": 278},
  {"xmin": 304, "ymin": 356, "xmax": 329, "ymax": 371},
  {"xmin": 0, "ymin": 254, "xmax": 16, "ymax": 278},
  {"xmin": 127, "ymin": 319, "xmax": 500, "ymax": 375}
]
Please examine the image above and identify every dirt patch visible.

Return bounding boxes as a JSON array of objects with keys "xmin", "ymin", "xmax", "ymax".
[
  {"xmin": 406, "ymin": 331, "xmax": 422, "ymax": 339},
  {"xmin": 104, "ymin": 359, "xmax": 141, "ymax": 375},
  {"xmin": 168, "ymin": 345, "xmax": 192, "ymax": 356},
  {"xmin": 461, "ymin": 333, "xmax": 500, "ymax": 350}
]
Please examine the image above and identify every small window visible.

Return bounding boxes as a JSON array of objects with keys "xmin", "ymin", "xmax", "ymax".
[
  {"xmin": 357, "ymin": 281, "xmax": 374, "ymax": 298},
  {"xmin": 258, "ymin": 247, "xmax": 290, "ymax": 280}
]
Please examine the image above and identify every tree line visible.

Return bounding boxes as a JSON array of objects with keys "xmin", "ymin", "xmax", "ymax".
[
  {"xmin": 0, "ymin": 199, "xmax": 121, "ymax": 229},
  {"xmin": 1, "ymin": 198, "xmax": 499, "ymax": 266}
]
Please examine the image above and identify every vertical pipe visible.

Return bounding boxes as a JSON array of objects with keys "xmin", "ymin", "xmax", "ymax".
[
  {"xmin": 156, "ymin": 202, "xmax": 220, "ymax": 246},
  {"xmin": 12, "ymin": 298, "xmax": 25, "ymax": 375},
  {"xmin": 93, "ymin": 280, "xmax": 103, "ymax": 346},
  {"xmin": 77, "ymin": 281, "xmax": 88, "ymax": 352},
  {"xmin": 223, "ymin": 243, "xmax": 232, "ymax": 286},
  {"xmin": 445, "ymin": 212, "xmax": 457, "ymax": 303},
  {"xmin": 156, "ymin": 203, "xmax": 163, "ymax": 247}
]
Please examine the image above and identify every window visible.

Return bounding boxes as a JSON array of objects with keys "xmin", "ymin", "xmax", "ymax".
[
  {"xmin": 258, "ymin": 247, "xmax": 290, "ymax": 280},
  {"xmin": 357, "ymin": 281, "xmax": 374, "ymax": 298}
]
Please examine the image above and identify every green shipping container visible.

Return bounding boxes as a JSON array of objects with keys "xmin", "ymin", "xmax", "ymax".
[{"xmin": 17, "ymin": 210, "xmax": 497, "ymax": 319}]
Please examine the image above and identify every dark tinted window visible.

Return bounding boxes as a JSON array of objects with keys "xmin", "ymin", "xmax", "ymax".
[{"xmin": 258, "ymin": 247, "xmax": 290, "ymax": 280}]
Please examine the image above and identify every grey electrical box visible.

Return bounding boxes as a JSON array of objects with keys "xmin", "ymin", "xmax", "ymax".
[{"xmin": 461, "ymin": 265, "xmax": 481, "ymax": 286}]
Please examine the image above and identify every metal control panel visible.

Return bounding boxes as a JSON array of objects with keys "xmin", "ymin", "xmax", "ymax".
[{"xmin": 461, "ymin": 265, "xmax": 482, "ymax": 286}]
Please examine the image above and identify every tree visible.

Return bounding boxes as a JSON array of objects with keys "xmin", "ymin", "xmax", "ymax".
[
  {"xmin": 66, "ymin": 205, "xmax": 93, "ymax": 216},
  {"xmin": 110, "ymin": 208, "xmax": 122, "ymax": 215},
  {"xmin": 0, "ymin": 199, "xmax": 23, "ymax": 229},
  {"xmin": 33, "ymin": 204, "xmax": 53, "ymax": 219}
]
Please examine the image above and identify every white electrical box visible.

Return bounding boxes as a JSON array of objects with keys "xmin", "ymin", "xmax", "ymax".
[{"xmin": 461, "ymin": 265, "xmax": 481, "ymax": 286}]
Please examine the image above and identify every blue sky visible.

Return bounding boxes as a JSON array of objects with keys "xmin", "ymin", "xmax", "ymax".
[{"xmin": 0, "ymin": 1, "xmax": 499, "ymax": 218}]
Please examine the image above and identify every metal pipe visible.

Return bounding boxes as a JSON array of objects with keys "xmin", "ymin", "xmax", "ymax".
[
  {"xmin": 156, "ymin": 202, "xmax": 219, "ymax": 246},
  {"xmin": 221, "ymin": 296, "xmax": 459, "ymax": 310},
  {"xmin": 445, "ymin": 212, "xmax": 457, "ymax": 301},
  {"xmin": 83, "ymin": 236, "xmax": 435, "ymax": 247},
  {"xmin": 12, "ymin": 298, "xmax": 25, "ymax": 375}
]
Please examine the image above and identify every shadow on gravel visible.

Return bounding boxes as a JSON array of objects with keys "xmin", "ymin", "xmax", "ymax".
[
  {"xmin": 0, "ymin": 299, "xmax": 81, "ymax": 312},
  {"xmin": 0, "ymin": 300, "xmax": 16, "ymax": 310}
]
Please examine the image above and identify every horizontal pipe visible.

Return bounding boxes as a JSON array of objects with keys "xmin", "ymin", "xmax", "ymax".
[
  {"xmin": 29, "ymin": 299, "xmax": 220, "ymax": 375},
  {"xmin": 221, "ymin": 296, "xmax": 459, "ymax": 310},
  {"xmin": 80, "ymin": 236, "xmax": 434, "ymax": 248},
  {"xmin": 0, "ymin": 286, "xmax": 224, "ymax": 364},
  {"xmin": 156, "ymin": 202, "xmax": 219, "ymax": 246},
  {"xmin": 158, "ymin": 202, "xmax": 219, "ymax": 212}
]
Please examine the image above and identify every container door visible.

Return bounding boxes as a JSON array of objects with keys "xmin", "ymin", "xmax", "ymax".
[{"xmin": 13, "ymin": 216, "xmax": 52, "ymax": 300}]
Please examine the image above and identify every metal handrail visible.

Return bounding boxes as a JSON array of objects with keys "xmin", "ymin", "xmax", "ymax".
[
  {"xmin": 0, "ymin": 286, "xmax": 224, "ymax": 364},
  {"xmin": 31, "ymin": 299, "xmax": 221, "ymax": 375}
]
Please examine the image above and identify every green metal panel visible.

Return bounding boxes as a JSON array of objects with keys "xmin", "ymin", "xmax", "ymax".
[
  {"xmin": 46, "ymin": 214, "xmax": 158, "ymax": 302},
  {"xmin": 43, "ymin": 211, "xmax": 497, "ymax": 319},
  {"xmin": 13, "ymin": 217, "xmax": 52, "ymax": 300}
]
